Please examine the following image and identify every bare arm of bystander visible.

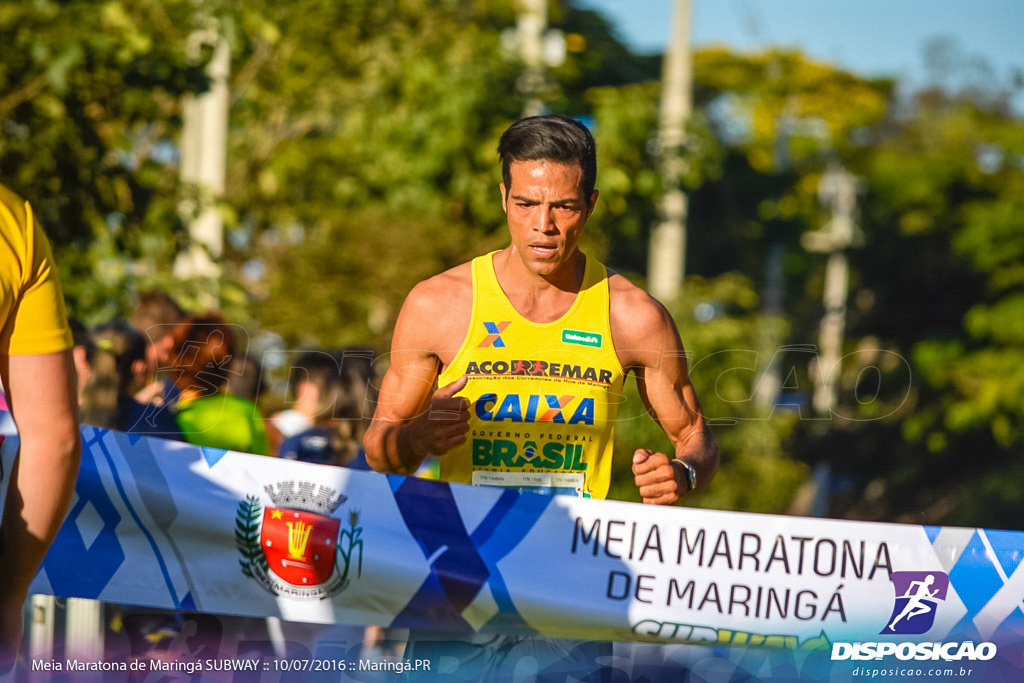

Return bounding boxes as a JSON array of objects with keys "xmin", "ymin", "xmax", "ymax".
[{"xmin": 0, "ymin": 350, "xmax": 81, "ymax": 655}]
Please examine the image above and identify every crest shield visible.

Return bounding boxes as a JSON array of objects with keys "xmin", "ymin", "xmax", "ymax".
[{"xmin": 261, "ymin": 507, "xmax": 340, "ymax": 586}]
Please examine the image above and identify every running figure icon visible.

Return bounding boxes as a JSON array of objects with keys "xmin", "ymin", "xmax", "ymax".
[{"xmin": 888, "ymin": 574, "xmax": 939, "ymax": 632}]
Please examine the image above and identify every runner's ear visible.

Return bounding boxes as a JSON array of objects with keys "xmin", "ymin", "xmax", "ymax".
[{"xmin": 585, "ymin": 188, "xmax": 599, "ymax": 217}]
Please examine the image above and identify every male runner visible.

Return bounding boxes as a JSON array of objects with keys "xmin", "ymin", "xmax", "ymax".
[
  {"xmin": 364, "ymin": 115, "xmax": 719, "ymax": 678},
  {"xmin": 365, "ymin": 114, "xmax": 718, "ymax": 502}
]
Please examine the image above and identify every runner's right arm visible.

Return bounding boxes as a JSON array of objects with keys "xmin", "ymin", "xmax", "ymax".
[{"xmin": 363, "ymin": 279, "xmax": 470, "ymax": 475}]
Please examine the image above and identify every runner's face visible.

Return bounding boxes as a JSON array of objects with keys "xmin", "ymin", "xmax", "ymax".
[{"xmin": 500, "ymin": 160, "xmax": 598, "ymax": 278}]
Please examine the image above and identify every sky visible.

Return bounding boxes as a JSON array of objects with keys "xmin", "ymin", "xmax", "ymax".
[{"xmin": 578, "ymin": 0, "xmax": 1023, "ymax": 105}]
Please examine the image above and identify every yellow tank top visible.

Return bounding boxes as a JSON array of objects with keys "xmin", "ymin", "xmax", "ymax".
[{"xmin": 438, "ymin": 251, "xmax": 625, "ymax": 499}]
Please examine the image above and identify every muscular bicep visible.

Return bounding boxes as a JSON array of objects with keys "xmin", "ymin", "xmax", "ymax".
[
  {"xmin": 612, "ymin": 277, "xmax": 719, "ymax": 493},
  {"xmin": 613, "ymin": 288, "xmax": 706, "ymax": 444}
]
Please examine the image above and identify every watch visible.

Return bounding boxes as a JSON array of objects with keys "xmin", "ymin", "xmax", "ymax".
[{"xmin": 677, "ymin": 459, "xmax": 698, "ymax": 492}]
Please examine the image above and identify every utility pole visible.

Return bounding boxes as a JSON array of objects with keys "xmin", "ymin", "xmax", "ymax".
[
  {"xmin": 648, "ymin": 0, "xmax": 693, "ymax": 302},
  {"xmin": 509, "ymin": 0, "xmax": 565, "ymax": 117},
  {"xmin": 174, "ymin": 32, "xmax": 230, "ymax": 309},
  {"xmin": 517, "ymin": 0, "xmax": 547, "ymax": 117},
  {"xmin": 752, "ymin": 243, "xmax": 786, "ymax": 410},
  {"xmin": 803, "ymin": 162, "xmax": 861, "ymax": 418},
  {"xmin": 799, "ymin": 161, "xmax": 862, "ymax": 517}
]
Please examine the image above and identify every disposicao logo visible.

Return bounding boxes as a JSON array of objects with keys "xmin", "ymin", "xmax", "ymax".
[
  {"xmin": 831, "ymin": 641, "xmax": 996, "ymax": 662},
  {"xmin": 883, "ymin": 570, "xmax": 949, "ymax": 635},
  {"xmin": 830, "ymin": 569, "xmax": 998, "ymax": 664}
]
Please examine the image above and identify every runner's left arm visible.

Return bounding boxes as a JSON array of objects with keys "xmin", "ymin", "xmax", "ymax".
[{"xmin": 619, "ymin": 293, "xmax": 719, "ymax": 505}]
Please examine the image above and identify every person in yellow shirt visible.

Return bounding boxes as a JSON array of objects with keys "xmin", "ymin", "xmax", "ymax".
[
  {"xmin": 364, "ymin": 115, "xmax": 719, "ymax": 678},
  {"xmin": 366, "ymin": 114, "xmax": 718, "ymax": 502},
  {"xmin": 0, "ymin": 183, "xmax": 82, "ymax": 666}
]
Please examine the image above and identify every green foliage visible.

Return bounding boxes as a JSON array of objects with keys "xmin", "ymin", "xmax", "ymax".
[
  {"xmin": 583, "ymin": 82, "xmax": 663, "ymax": 274},
  {"xmin": 230, "ymin": 0, "xmax": 672, "ymax": 349},
  {"xmin": 693, "ymin": 48, "xmax": 892, "ymax": 172},
  {"xmin": 825, "ymin": 79, "xmax": 1024, "ymax": 527},
  {"xmin": 0, "ymin": 0, "xmax": 221, "ymax": 323},
  {"xmin": 235, "ymin": 495, "xmax": 266, "ymax": 576},
  {"xmin": 4, "ymin": 0, "xmax": 1022, "ymax": 529},
  {"xmin": 875, "ymin": 98, "xmax": 1024, "ymax": 448},
  {"xmin": 227, "ymin": 0, "xmax": 525, "ymax": 346}
]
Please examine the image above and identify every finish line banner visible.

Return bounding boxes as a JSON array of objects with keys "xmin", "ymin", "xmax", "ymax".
[{"xmin": 4, "ymin": 425, "xmax": 1024, "ymax": 656}]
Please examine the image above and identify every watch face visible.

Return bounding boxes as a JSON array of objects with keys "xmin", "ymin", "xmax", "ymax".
[{"xmin": 684, "ymin": 462, "xmax": 697, "ymax": 491}]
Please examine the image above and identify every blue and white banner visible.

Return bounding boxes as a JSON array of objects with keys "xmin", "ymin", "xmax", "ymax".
[{"xmin": 3, "ymin": 422, "xmax": 1024, "ymax": 678}]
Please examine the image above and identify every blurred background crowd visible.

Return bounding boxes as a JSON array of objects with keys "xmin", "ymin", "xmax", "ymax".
[
  {"xmin": 54, "ymin": 289, "xmax": 401, "ymax": 659},
  {"xmin": 74, "ymin": 289, "xmax": 381, "ymax": 468}
]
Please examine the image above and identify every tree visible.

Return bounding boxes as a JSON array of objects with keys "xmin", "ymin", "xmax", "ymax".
[
  {"xmin": 220, "ymin": 0, "xmax": 527, "ymax": 348},
  {"xmin": 835, "ymin": 82, "xmax": 1024, "ymax": 528},
  {"xmin": 239, "ymin": 0, "xmax": 670, "ymax": 350},
  {"xmin": 0, "ymin": 0, "xmax": 222, "ymax": 322}
]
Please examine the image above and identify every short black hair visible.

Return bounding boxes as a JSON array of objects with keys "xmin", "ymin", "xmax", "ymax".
[
  {"xmin": 498, "ymin": 114, "xmax": 597, "ymax": 200},
  {"xmin": 287, "ymin": 350, "xmax": 341, "ymax": 394},
  {"xmin": 92, "ymin": 318, "xmax": 148, "ymax": 395}
]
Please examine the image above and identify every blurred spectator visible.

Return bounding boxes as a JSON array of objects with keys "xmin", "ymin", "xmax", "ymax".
[
  {"xmin": 130, "ymin": 290, "xmax": 186, "ymax": 408},
  {"xmin": 268, "ymin": 350, "xmax": 339, "ymax": 440},
  {"xmin": 228, "ymin": 356, "xmax": 264, "ymax": 405},
  {"xmin": 67, "ymin": 318, "xmax": 183, "ymax": 658},
  {"xmin": 168, "ymin": 313, "xmax": 269, "ymax": 455},
  {"xmin": 79, "ymin": 319, "xmax": 183, "ymax": 439},
  {"xmin": 68, "ymin": 317, "xmax": 95, "ymax": 403},
  {"xmin": 278, "ymin": 348, "xmax": 377, "ymax": 469}
]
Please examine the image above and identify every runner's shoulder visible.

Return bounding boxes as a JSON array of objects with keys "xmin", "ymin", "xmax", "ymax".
[
  {"xmin": 606, "ymin": 268, "xmax": 680, "ymax": 346},
  {"xmin": 404, "ymin": 261, "xmax": 472, "ymax": 314},
  {"xmin": 395, "ymin": 261, "xmax": 474, "ymax": 345},
  {"xmin": 607, "ymin": 269, "xmax": 669, "ymax": 319}
]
